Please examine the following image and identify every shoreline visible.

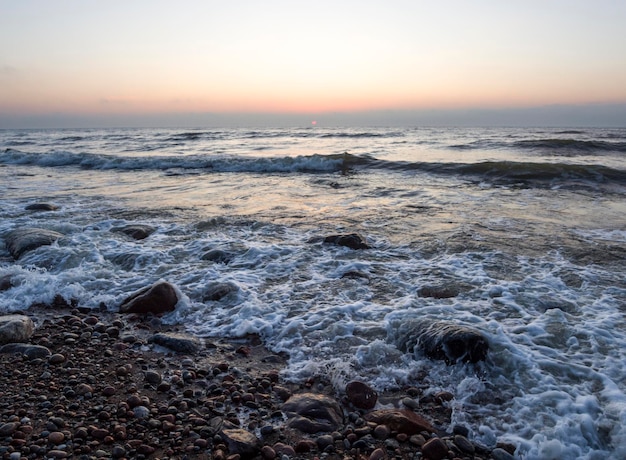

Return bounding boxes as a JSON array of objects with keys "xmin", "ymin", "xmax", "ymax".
[{"xmin": 0, "ymin": 305, "xmax": 515, "ymax": 460}]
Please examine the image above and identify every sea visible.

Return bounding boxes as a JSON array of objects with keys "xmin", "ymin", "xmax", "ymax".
[{"xmin": 1, "ymin": 126, "xmax": 625, "ymax": 459}]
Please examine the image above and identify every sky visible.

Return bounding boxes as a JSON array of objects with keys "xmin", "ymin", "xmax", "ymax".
[{"xmin": 1, "ymin": 0, "xmax": 626, "ymax": 128}]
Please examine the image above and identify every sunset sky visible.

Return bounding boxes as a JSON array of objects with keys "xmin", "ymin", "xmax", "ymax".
[{"xmin": 1, "ymin": 0, "xmax": 626, "ymax": 127}]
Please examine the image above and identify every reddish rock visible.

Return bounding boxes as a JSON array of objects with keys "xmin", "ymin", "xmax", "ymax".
[
  {"xmin": 119, "ymin": 281, "xmax": 179, "ymax": 315},
  {"xmin": 421, "ymin": 437, "xmax": 449, "ymax": 460},
  {"xmin": 346, "ymin": 380, "xmax": 378, "ymax": 409},
  {"xmin": 364, "ymin": 409, "xmax": 434, "ymax": 435},
  {"xmin": 369, "ymin": 448, "xmax": 386, "ymax": 460}
]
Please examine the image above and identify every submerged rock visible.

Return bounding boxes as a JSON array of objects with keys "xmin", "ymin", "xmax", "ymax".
[
  {"xmin": 201, "ymin": 248, "xmax": 234, "ymax": 264},
  {"xmin": 112, "ymin": 224, "xmax": 156, "ymax": 240},
  {"xmin": 282, "ymin": 393, "xmax": 344, "ymax": 433},
  {"xmin": 323, "ymin": 233, "xmax": 370, "ymax": 250},
  {"xmin": 417, "ymin": 284, "xmax": 461, "ymax": 299},
  {"xmin": 0, "ymin": 275, "xmax": 13, "ymax": 291},
  {"xmin": 203, "ymin": 281, "xmax": 238, "ymax": 302},
  {"xmin": 0, "ymin": 315, "xmax": 35, "ymax": 344},
  {"xmin": 4, "ymin": 227, "xmax": 64, "ymax": 259},
  {"xmin": 392, "ymin": 319, "xmax": 489, "ymax": 364},
  {"xmin": 119, "ymin": 281, "xmax": 179, "ymax": 315},
  {"xmin": 25, "ymin": 203, "xmax": 59, "ymax": 211}
]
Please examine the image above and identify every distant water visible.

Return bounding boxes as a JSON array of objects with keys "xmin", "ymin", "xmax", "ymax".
[{"xmin": 1, "ymin": 126, "xmax": 625, "ymax": 459}]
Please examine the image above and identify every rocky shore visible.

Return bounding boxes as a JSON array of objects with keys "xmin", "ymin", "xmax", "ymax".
[{"xmin": 0, "ymin": 305, "xmax": 517, "ymax": 460}]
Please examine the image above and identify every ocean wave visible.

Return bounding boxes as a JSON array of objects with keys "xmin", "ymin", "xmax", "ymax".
[
  {"xmin": 513, "ymin": 138, "xmax": 626, "ymax": 153},
  {"xmin": 0, "ymin": 148, "xmax": 349, "ymax": 174},
  {"xmin": 366, "ymin": 158, "xmax": 626, "ymax": 187},
  {"xmin": 448, "ymin": 137, "xmax": 626, "ymax": 154}
]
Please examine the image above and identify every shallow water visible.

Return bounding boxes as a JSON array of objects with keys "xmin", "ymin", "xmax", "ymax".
[{"xmin": 1, "ymin": 126, "xmax": 625, "ymax": 458}]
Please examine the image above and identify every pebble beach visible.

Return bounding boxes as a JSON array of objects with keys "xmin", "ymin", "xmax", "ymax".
[{"xmin": 0, "ymin": 304, "xmax": 515, "ymax": 460}]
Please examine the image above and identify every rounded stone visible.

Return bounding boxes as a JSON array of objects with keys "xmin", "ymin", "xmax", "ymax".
[
  {"xmin": 145, "ymin": 370, "xmax": 162, "ymax": 384},
  {"xmin": 345, "ymin": 380, "xmax": 378, "ymax": 410},
  {"xmin": 48, "ymin": 431, "xmax": 65, "ymax": 444},
  {"xmin": 373, "ymin": 424, "xmax": 390, "ymax": 439},
  {"xmin": 261, "ymin": 445, "xmax": 276, "ymax": 459},
  {"xmin": 454, "ymin": 434, "xmax": 475, "ymax": 454},
  {"xmin": 48, "ymin": 354, "xmax": 66, "ymax": 365},
  {"xmin": 421, "ymin": 437, "xmax": 449, "ymax": 460}
]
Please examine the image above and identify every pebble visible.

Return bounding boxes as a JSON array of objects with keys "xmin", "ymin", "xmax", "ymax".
[
  {"xmin": 48, "ymin": 353, "xmax": 66, "ymax": 364},
  {"xmin": 454, "ymin": 434, "xmax": 475, "ymax": 454},
  {"xmin": 369, "ymin": 448, "xmax": 386, "ymax": 460},
  {"xmin": 421, "ymin": 437, "xmax": 449, "ymax": 460},
  {"xmin": 48, "ymin": 431, "xmax": 65, "ymax": 444}
]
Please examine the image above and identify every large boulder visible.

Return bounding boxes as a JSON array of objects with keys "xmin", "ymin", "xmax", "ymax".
[
  {"xmin": 4, "ymin": 228, "xmax": 64, "ymax": 259},
  {"xmin": 119, "ymin": 281, "xmax": 179, "ymax": 315},
  {"xmin": 365, "ymin": 409, "xmax": 435, "ymax": 435},
  {"xmin": 281, "ymin": 393, "xmax": 344, "ymax": 434},
  {"xmin": 392, "ymin": 319, "xmax": 489, "ymax": 364},
  {"xmin": 0, "ymin": 315, "xmax": 35, "ymax": 345},
  {"xmin": 323, "ymin": 233, "xmax": 370, "ymax": 250}
]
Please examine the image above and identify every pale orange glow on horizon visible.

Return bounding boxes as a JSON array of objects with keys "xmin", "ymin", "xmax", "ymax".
[{"xmin": 2, "ymin": 1, "xmax": 626, "ymax": 126}]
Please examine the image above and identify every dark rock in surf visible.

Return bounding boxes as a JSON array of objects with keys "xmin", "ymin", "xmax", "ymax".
[
  {"xmin": 417, "ymin": 284, "xmax": 461, "ymax": 299},
  {"xmin": 112, "ymin": 224, "xmax": 155, "ymax": 240},
  {"xmin": 323, "ymin": 233, "xmax": 370, "ymax": 250},
  {"xmin": 4, "ymin": 227, "xmax": 64, "ymax": 259},
  {"xmin": 203, "ymin": 281, "xmax": 238, "ymax": 301},
  {"xmin": 150, "ymin": 332, "xmax": 200, "ymax": 354},
  {"xmin": 282, "ymin": 393, "xmax": 344, "ymax": 433},
  {"xmin": 25, "ymin": 203, "xmax": 59, "ymax": 211},
  {"xmin": 0, "ymin": 275, "xmax": 13, "ymax": 291},
  {"xmin": 201, "ymin": 248, "xmax": 234, "ymax": 264},
  {"xmin": 364, "ymin": 409, "xmax": 435, "ymax": 435},
  {"xmin": 393, "ymin": 319, "xmax": 489, "ymax": 364},
  {"xmin": 346, "ymin": 380, "xmax": 378, "ymax": 409},
  {"xmin": 119, "ymin": 281, "xmax": 179, "ymax": 315}
]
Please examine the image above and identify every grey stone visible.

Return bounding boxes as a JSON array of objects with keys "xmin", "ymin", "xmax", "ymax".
[
  {"xmin": 282, "ymin": 393, "xmax": 344, "ymax": 434},
  {"xmin": 151, "ymin": 332, "xmax": 200, "ymax": 354},
  {"xmin": 0, "ymin": 343, "xmax": 51, "ymax": 359},
  {"xmin": 0, "ymin": 315, "xmax": 35, "ymax": 344}
]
